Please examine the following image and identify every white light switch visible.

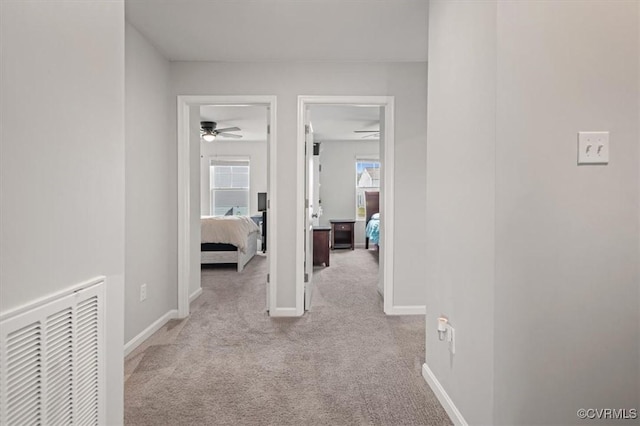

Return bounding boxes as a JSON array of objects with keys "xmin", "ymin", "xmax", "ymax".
[{"xmin": 578, "ymin": 131, "xmax": 609, "ymax": 165}]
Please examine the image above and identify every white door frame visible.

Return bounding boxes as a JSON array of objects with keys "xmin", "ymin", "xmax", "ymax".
[
  {"xmin": 296, "ymin": 95, "xmax": 395, "ymax": 315},
  {"xmin": 177, "ymin": 95, "xmax": 278, "ymax": 318}
]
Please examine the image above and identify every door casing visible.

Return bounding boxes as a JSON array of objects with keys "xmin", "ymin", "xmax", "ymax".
[
  {"xmin": 176, "ymin": 95, "xmax": 278, "ymax": 318},
  {"xmin": 296, "ymin": 95, "xmax": 395, "ymax": 315}
]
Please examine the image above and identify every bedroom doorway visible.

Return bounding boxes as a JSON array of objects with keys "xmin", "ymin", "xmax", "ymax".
[
  {"xmin": 177, "ymin": 96, "xmax": 278, "ymax": 318},
  {"xmin": 296, "ymin": 96, "xmax": 395, "ymax": 315}
]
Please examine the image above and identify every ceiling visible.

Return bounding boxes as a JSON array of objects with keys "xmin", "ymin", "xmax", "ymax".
[
  {"xmin": 125, "ymin": 0, "xmax": 429, "ymax": 62},
  {"xmin": 311, "ymin": 105, "xmax": 380, "ymax": 142},
  {"xmin": 200, "ymin": 104, "xmax": 380, "ymax": 142},
  {"xmin": 200, "ymin": 105, "xmax": 268, "ymax": 142}
]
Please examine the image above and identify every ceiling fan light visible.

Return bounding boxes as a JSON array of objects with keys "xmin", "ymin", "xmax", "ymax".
[{"xmin": 202, "ymin": 132, "xmax": 216, "ymax": 142}]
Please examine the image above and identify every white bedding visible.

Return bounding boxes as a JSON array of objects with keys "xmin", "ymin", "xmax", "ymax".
[{"xmin": 201, "ymin": 216, "xmax": 259, "ymax": 253}]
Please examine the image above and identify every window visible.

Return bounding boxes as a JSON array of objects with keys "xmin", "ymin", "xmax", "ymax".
[
  {"xmin": 210, "ymin": 159, "xmax": 250, "ymax": 216},
  {"xmin": 355, "ymin": 159, "xmax": 380, "ymax": 220}
]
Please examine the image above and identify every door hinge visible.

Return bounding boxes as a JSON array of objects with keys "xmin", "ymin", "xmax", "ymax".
[
  {"xmin": 305, "ymin": 198, "xmax": 309, "ymax": 208},
  {"xmin": 305, "ymin": 124, "xmax": 310, "ymax": 134},
  {"xmin": 267, "ymin": 199, "xmax": 270, "ymax": 209},
  {"xmin": 319, "ymin": 164, "xmax": 322, "ymax": 172},
  {"xmin": 267, "ymin": 124, "xmax": 270, "ymax": 135},
  {"xmin": 267, "ymin": 274, "xmax": 270, "ymax": 283},
  {"xmin": 304, "ymin": 273, "xmax": 309, "ymax": 283}
]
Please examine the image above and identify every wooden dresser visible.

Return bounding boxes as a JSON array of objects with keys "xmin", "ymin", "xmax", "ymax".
[
  {"xmin": 330, "ymin": 219, "xmax": 355, "ymax": 250},
  {"xmin": 313, "ymin": 226, "xmax": 331, "ymax": 266}
]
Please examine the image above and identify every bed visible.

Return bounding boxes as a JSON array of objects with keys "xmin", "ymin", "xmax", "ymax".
[
  {"xmin": 364, "ymin": 191, "xmax": 380, "ymax": 249},
  {"xmin": 201, "ymin": 216, "xmax": 260, "ymax": 271}
]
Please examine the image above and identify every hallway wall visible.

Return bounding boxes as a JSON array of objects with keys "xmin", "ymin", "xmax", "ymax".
[
  {"xmin": 426, "ymin": 1, "xmax": 640, "ymax": 424},
  {"xmin": 493, "ymin": 2, "xmax": 639, "ymax": 423},
  {"xmin": 171, "ymin": 61, "xmax": 428, "ymax": 309},
  {"xmin": 1, "ymin": 1, "xmax": 126, "ymax": 423},
  {"xmin": 425, "ymin": 1, "xmax": 497, "ymax": 423},
  {"xmin": 125, "ymin": 23, "xmax": 177, "ymax": 343}
]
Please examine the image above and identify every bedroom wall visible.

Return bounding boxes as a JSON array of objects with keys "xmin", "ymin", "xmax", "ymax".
[
  {"xmin": 171, "ymin": 61, "xmax": 428, "ymax": 310},
  {"xmin": 200, "ymin": 139, "xmax": 268, "ymax": 217},
  {"xmin": 1, "ymin": 1, "xmax": 125, "ymax": 422},
  {"xmin": 125, "ymin": 23, "xmax": 177, "ymax": 343},
  {"xmin": 426, "ymin": 1, "xmax": 640, "ymax": 424},
  {"xmin": 317, "ymin": 140, "xmax": 379, "ymax": 246}
]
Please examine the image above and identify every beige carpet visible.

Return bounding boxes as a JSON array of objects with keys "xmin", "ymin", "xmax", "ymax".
[{"xmin": 124, "ymin": 249, "xmax": 451, "ymax": 426}]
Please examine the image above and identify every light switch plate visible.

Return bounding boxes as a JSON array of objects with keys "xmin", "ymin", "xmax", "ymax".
[{"xmin": 578, "ymin": 131, "xmax": 609, "ymax": 165}]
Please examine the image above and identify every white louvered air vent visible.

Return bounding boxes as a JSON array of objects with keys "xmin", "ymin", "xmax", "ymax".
[{"xmin": 0, "ymin": 278, "xmax": 105, "ymax": 426}]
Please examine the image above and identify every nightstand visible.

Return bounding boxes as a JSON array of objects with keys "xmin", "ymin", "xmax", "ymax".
[
  {"xmin": 330, "ymin": 219, "xmax": 355, "ymax": 250},
  {"xmin": 313, "ymin": 226, "xmax": 331, "ymax": 266}
]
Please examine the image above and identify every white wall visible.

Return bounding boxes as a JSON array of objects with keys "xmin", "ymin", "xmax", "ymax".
[
  {"xmin": 317, "ymin": 141, "xmax": 379, "ymax": 246},
  {"xmin": 425, "ymin": 1, "xmax": 497, "ymax": 423},
  {"xmin": 426, "ymin": 1, "xmax": 640, "ymax": 424},
  {"xmin": 200, "ymin": 139, "xmax": 268, "ymax": 217},
  {"xmin": 171, "ymin": 61, "xmax": 428, "ymax": 309},
  {"xmin": 1, "ymin": 1, "xmax": 125, "ymax": 423},
  {"xmin": 494, "ymin": 2, "xmax": 639, "ymax": 424},
  {"xmin": 125, "ymin": 23, "xmax": 176, "ymax": 343}
]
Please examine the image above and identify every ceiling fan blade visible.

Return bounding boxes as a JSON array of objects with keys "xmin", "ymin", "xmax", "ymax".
[
  {"xmin": 217, "ymin": 132, "xmax": 243, "ymax": 139},
  {"xmin": 354, "ymin": 130, "xmax": 380, "ymax": 133},
  {"xmin": 215, "ymin": 126, "xmax": 241, "ymax": 133}
]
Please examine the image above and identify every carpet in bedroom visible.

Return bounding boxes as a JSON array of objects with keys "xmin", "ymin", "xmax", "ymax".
[{"xmin": 124, "ymin": 249, "xmax": 451, "ymax": 425}]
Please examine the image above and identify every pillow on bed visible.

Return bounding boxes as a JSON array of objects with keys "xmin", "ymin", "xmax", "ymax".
[
  {"xmin": 225, "ymin": 207, "xmax": 234, "ymax": 216},
  {"xmin": 371, "ymin": 213, "xmax": 380, "ymax": 220}
]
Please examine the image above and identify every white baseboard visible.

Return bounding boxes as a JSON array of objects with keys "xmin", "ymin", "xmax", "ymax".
[
  {"xmin": 422, "ymin": 363, "xmax": 468, "ymax": 426},
  {"xmin": 386, "ymin": 305, "xmax": 426, "ymax": 315},
  {"xmin": 124, "ymin": 309, "xmax": 178, "ymax": 357},
  {"xmin": 269, "ymin": 307, "xmax": 300, "ymax": 317},
  {"xmin": 189, "ymin": 287, "xmax": 203, "ymax": 303}
]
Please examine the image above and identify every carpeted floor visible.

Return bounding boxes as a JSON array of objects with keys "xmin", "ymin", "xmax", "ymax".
[{"xmin": 124, "ymin": 249, "xmax": 451, "ymax": 425}]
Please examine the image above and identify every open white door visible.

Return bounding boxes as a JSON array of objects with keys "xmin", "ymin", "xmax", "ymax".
[
  {"xmin": 304, "ymin": 108, "xmax": 314, "ymax": 310},
  {"xmin": 265, "ymin": 106, "xmax": 271, "ymax": 312}
]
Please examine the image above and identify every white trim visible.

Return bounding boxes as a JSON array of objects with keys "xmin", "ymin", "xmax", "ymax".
[
  {"xmin": 177, "ymin": 95, "xmax": 278, "ymax": 319},
  {"xmin": 381, "ymin": 98, "xmax": 395, "ymax": 315},
  {"xmin": 296, "ymin": 96, "xmax": 395, "ymax": 316},
  {"xmin": 189, "ymin": 287, "xmax": 203, "ymax": 303},
  {"xmin": 269, "ymin": 307, "xmax": 300, "ymax": 317},
  {"xmin": 386, "ymin": 305, "xmax": 426, "ymax": 315},
  {"xmin": 422, "ymin": 364, "xmax": 468, "ymax": 426},
  {"xmin": 124, "ymin": 309, "xmax": 178, "ymax": 357}
]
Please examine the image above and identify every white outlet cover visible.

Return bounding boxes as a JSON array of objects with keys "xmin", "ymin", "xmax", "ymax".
[{"xmin": 578, "ymin": 131, "xmax": 609, "ymax": 165}]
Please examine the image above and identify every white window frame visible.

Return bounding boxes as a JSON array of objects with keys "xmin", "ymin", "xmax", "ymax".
[
  {"xmin": 209, "ymin": 156, "xmax": 251, "ymax": 216},
  {"xmin": 355, "ymin": 157, "xmax": 380, "ymax": 221}
]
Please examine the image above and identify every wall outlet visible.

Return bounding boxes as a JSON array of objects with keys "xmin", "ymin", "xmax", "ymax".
[
  {"xmin": 140, "ymin": 284, "xmax": 147, "ymax": 302},
  {"xmin": 578, "ymin": 131, "xmax": 609, "ymax": 165}
]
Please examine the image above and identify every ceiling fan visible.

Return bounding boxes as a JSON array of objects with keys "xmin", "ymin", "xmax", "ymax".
[
  {"xmin": 200, "ymin": 121, "xmax": 242, "ymax": 142},
  {"xmin": 354, "ymin": 129, "xmax": 380, "ymax": 138}
]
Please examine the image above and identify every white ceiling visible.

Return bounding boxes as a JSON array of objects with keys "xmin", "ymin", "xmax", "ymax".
[
  {"xmin": 311, "ymin": 105, "xmax": 380, "ymax": 142},
  {"xmin": 125, "ymin": 0, "xmax": 429, "ymax": 62},
  {"xmin": 157, "ymin": 1, "xmax": 414, "ymax": 142},
  {"xmin": 200, "ymin": 105, "xmax": 268, "ymax": 142},
  {"xmin": 200, "ymin": 104, "xmax": 379, "ymax": 142}
]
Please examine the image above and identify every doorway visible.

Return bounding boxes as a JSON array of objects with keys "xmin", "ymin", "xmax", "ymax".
[
  {"xmin": 177, "ymin": 95, "xmax": 278, "ymax": 318},
  {"xmin": 296, "ymin": 96, "xmax": 395, "ymax": 315}
]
